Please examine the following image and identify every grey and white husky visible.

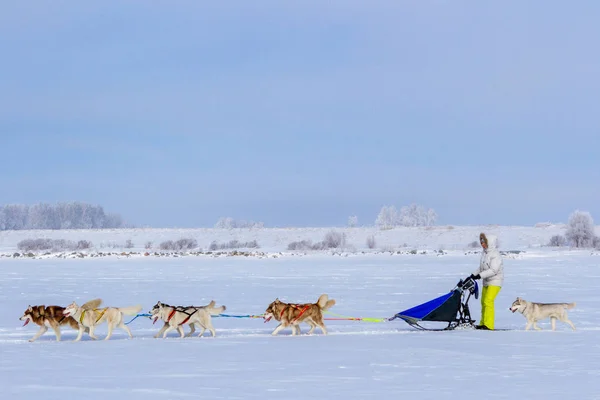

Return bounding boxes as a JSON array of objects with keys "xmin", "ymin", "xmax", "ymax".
[
  {"xmin": 509, "ymin": 297, "xmax": 576, "ymax": 331},
  {"xmin": 149, "ymin": 300, "xmax": 226, "ymax": 338}
]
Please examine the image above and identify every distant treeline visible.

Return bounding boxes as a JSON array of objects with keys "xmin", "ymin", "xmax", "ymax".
[{"xmin": 0, "ymin": 202, "xmax": 125, "ymax": 230}]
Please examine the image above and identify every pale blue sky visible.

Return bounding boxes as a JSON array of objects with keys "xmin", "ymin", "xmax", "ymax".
[{"xmin": 1, "ymin": 1, "xmax": 599, "ymax": 228}]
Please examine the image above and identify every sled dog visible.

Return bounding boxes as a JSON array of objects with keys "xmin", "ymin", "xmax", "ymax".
[
  {"xmin": 509, "ymin": 297, "xmax": 576, "ymax": 331},
  {"xmin": 264, "ymin": 294, "xmax": 336, "ymax": 336},
  {"xmin": 64, "ymin": 299, "xmax": 143, "ymax": 341},
  {"xmin": 20, "ymin": 305, "xmax": 90, "ymax": 342},
  {"xmin": 150, "ymin": 300, "xmax": 226, "ymax": 338}
]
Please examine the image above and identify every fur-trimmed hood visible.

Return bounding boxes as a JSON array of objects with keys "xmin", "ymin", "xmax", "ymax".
[{"xmin": 480, "ymin": 233, "xmax": 498, "ymax": 251}]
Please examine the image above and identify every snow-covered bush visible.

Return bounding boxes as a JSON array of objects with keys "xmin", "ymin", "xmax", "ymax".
[
  {"xmin": 159, "ymin": 238, "xmax": 199, "ymax": 251},
  {"xmin": 176, "ymin": 238, "xmax": 198, "ymax": 250},
  {"xmin": 76, "ymin": 240, "xmax": 93, "ymax": 250},
  {"xmin": 18, "ymin": 239, "xmax": 52, "ymax": 252},
  {"xmin": 287, "ymin": 231, "xmax": 346, "ymax": 251},
  {"xmin": 366, "ymin": 235, "xmax": 376, "ymax": 249},
  {"xmin": 17, "ymin": 238, "xmax": 93, "ymax": 252},
  {"xmin": 209, "ymin": 240, "xmax": 259, "ymax": 251},
  {"xmin": 467, "ymin": 240, "xmax": 479, "ymax": 249},
  {"xmin": 565, "ymin": 210, "xmax": 597, "ymax": 248},
  {"xmin": 548, "ymin": 235, "xmax": 567, "ymax": 247},
  {"xmin": 159, "ymin": 241, "xmax": 176, "ymax": 251},
  {"xmin": 323, "ymin": 231, "xmax": 346, "ymax": 248},
  {"xmin": 287, "ymin": 240, "xmax": 314, "ymax": 251}
]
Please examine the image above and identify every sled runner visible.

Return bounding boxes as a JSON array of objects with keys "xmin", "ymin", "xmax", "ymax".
[{"xmin": 390, "ymin": 277, "xmax": 479, "ymax": 331}]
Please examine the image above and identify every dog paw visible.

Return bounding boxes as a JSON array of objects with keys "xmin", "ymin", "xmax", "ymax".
[{"xmin": 28, "ymin": 339, "xmax": 35, "ymax": 342}]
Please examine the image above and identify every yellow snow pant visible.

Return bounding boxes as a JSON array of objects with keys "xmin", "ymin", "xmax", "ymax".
[{"xmin": 480, "ymin": 285, "xmax": 501, "ymax": 330}]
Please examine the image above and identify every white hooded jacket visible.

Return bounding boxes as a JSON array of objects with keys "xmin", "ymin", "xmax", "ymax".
[{"xmin": 473, "ymin": 233, "xmax": 504, "ymax": 287}]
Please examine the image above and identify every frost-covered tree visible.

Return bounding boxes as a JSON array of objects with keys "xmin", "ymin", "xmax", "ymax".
[
  {"xmin": 30, "ymin": 203, "xmax": 64, "ymax": 229},
  {"xmin": 398, "ymin": 204, "xmax": 438, "ymax": 227},
  {"xmin": 0, "ymin": 202, "xmax": 125, "ymax": 230},
  {"xmin": 375, "ymin": 203, "xmax": 437, "ymax": 229},
  {"xmin": 565, "ymin": 210, "xmax": 597, "ymax": 248},
  {"xmin": 347, "ymin": 215, "xmax": 358, "ymax": 227},
  {"xmin": 0, "ymin": 204, "xmax": 29, "ymax": 230},
  {"xmin": 103, "ymin": 213, "xmax": 124, "ymax": 229},
  {"xmin": 424, "ymin": 208, "xmax": 438, "ymax": 226},
  {"xmin": 214, "ymin": 217, "xmax": 264, "ymax": 229},
  {"xmin": 214, "ymin": 217, "xmax": 235, "ymax": 229},
  {"xmin": 375, "ymin": 206, "xmax": 398, "ymax": 230}
]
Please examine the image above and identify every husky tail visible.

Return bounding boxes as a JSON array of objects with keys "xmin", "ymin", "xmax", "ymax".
[
  {"xmin": 118, "ymin": 305, "xmax": 143, "ymax": 316},
  {"xmin": 564, "ymin": 302, "xmax": 576, "ymax": 309},
  {"xmin": 82, "ymin": 298, "xmax": 103, "ymax": 310},
  {"xmin": 317, "ymin": 294, "xmax": 336, "ymax": 310},
  {"xmin": 206, "ymin": 300, "xmax": 226, "ymax": 315}
]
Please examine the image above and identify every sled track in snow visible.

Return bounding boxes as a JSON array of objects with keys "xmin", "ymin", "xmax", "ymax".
[
  {"xmin": 1, "ymin": 327, "xmax": 415, "ymax": 343},
  {"xmin": 4, "ymin": 324, "xmax": 591, "ymax": 344}
]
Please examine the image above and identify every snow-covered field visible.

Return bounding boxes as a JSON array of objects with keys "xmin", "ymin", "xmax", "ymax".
[
  {"xmin": 1, "ymin": 227, "xmax": 599, "ymax": 399},
  {"xmin": 1, "ymin": 224, "xmax": 596, "ymax": 256}
]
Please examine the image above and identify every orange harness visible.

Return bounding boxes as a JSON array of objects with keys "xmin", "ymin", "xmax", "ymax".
[{"xmin": 280, "ymin": 304, "xmax": 310, "ymax": 324}]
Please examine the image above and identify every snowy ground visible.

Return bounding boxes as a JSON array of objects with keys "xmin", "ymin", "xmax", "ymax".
[{"xmin": 1, "ymin": 242, "xmax": 599, "ymax": 399}]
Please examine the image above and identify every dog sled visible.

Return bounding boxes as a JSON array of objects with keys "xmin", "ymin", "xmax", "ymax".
[{"xmin": 389, "ymin": 277, "xmax": 479, "ymax": 331}]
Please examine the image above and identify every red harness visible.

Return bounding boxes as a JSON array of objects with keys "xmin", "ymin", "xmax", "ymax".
[
  {"xmin": 166, "ymin": 307, "xmax": 195, "ymax": 326},
  {"xmin": 167, "ymin": 309, "xmax": 177, "ymax": 322},
  {"xmin": 280, "ymin": 304, "xmax": 310, "ymax": 324}
]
